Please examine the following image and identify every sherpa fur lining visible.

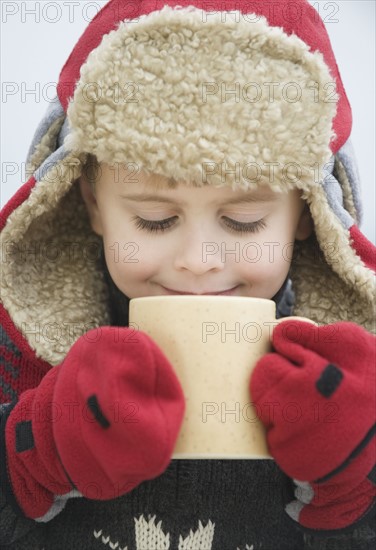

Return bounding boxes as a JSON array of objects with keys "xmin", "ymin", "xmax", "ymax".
[
  {"xmin": 26, "ymin": 116, "xmax": 65, "ymax": 180},
  {"xmin": 291, "ymin": 235, "xmax": 375, "ymax": 332},
  {"xmin": 65, "ymin": 6, "xmax": 337, "ymax": 192},
  {"xmin": 0, "ymin": 156, "xmax": 110, "ymax": 365},
  {"xmin": 292, "ymin": 182, "xmax": 375, "ymax": 332},
  {"xmin": 306, "ymin": 183, "xmax": 374, "ymax": 298}
]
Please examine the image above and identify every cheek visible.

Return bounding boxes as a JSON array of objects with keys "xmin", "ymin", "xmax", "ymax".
[
  {"xmin": 237, "ymin": 243, "xmax": 292, "ymax": 277},
  {"xmin": 241, "ymin": 219, "xmax": 295, "ymax": 266},
  {"xmin": 103, "ymin": 232, "xmax": 165, "ymax": 283},
  {"xmin": 235, "ymin": 222, "xmax": 295, "ymax": 288}
]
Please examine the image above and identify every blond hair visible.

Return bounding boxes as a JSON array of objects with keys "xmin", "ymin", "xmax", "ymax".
[{"xmin": 81, "ymin": 153, "xmax": 186, "ymax": 193}]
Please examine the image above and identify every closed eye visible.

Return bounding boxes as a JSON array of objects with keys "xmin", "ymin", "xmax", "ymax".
[
  {"xmin": 133, "ymin": 216, "xmax": 178, "ymax": 233},
  {"xmin": 222, "ymin": 216, "xmax": 267, "ymax": 235},
  {"xmin": 132, "ymin": 216, "xmax": 267, "ymax": 234}
]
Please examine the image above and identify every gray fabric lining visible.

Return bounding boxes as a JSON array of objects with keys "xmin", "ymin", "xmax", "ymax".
[
  {"xmin": 336, "ymin": 139, "xmax": 363, "ymax": 224},
  {"xmin": 322, "ymin": 156, "xmax": 353, "ymax": 230},
  {"xmin": 26, "ymin": 96, "xmax": 65, "ymax": 166},
  {"xmin": 57, "ymin": 117, "xmax": 71, "ymax": 149}
]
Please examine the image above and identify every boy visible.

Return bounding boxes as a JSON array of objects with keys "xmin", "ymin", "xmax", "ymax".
[{"xmin": 0, "ymin": 0, "xmax": 375, "ymax": 548}]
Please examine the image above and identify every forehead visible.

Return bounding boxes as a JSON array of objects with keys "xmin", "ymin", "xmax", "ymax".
[{"xmin": 97, "ymin": 162, "xmax": 293, "ymax": 205}]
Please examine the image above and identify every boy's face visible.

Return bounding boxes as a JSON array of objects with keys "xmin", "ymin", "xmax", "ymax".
[{"xmin": 79, "ymin": 163, "xmax": 313, "ymax": 299}]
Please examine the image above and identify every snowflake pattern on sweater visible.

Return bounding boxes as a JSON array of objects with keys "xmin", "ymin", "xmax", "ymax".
[{"xmin": 92, "ymin": 514, "xmax": 257, "ymax": 550}]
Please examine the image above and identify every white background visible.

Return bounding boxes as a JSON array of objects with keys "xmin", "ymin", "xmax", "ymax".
[{"xmin": 1, "ymin": 0, "xmax": 375, "ymax": 243}]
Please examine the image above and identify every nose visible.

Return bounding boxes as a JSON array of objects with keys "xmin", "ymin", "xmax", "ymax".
[{"xmin": 173, "ymin": 232, "xmax": 224, "ymax": 274}]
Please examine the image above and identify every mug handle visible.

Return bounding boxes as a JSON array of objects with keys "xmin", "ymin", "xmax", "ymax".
[
  {"xmin": 271, "ymin": 316, "xmax": 317, "ymax": 342},
  {"xmin": 276, "ymin": 316, "xmax": 317, "ymax": 326}
]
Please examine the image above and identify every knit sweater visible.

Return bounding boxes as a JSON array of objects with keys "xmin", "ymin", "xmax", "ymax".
[{"xmin": 1, "ymin": 457, "xmax": 374, "ymax": 550}]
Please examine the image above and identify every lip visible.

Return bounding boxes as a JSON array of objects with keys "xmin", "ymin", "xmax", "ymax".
[{"xmin": 161, "ymin": 286, "xmax": 239, "ymax": 296}]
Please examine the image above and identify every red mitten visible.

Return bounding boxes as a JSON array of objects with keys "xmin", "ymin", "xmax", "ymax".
[
  {"xmin": 250, "ymin": 320, "xmax": 376, "ymax": 531},
  {"xmin": 1, "ymin": 327, "xmax": 185, "ymax": 521}
]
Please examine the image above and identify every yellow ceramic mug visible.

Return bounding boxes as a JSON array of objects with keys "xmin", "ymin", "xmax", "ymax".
[{"xmin": 129, "ymin": 296, "xmax": 314, "ymax": 459}]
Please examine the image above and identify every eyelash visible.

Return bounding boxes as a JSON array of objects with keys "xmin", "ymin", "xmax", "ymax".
[{"xmin": 132, "ymin": 216, "xmax": 267, "ymax": 235}]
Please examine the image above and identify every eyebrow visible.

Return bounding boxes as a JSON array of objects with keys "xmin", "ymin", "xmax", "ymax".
[{"xmin": 118, "ymin": 192, "xmax": 278, "ymax": 206}]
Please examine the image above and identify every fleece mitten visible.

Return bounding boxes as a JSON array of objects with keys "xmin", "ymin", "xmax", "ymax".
[
  {"xmin": 250, "ymin": 320, "xmax": 376, "ymax": 531},
  {"xmin": 1, "ymin": 327, "xmax": 185, "ymax": 521}
]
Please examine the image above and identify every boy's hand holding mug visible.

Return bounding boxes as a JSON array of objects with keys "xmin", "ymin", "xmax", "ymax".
[
  {"xmin": 10, "ymin": 298, "xmax": 372, "ymax": 527},
  {"xmin": 250, "ymin": 320, "xmax": 376, "ymax": 531},
  {"xmin": 128, "ymin": 296, "xmax": 375, "ymax": 532},
  {"xmin": 1, "ymin": 327, "xmax": 185, "ymax": 520}
]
